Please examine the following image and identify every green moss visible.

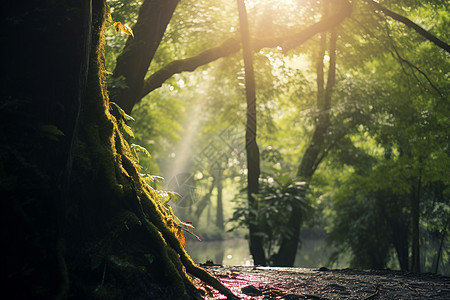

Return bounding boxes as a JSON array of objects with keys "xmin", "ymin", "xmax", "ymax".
[{"xmin": 144, "ymin": 221, "xmax": 188, "ymax": 299}]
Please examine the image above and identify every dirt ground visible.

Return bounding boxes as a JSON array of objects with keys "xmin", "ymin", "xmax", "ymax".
[{"xmin": 198, "ymin": 265, "xmax": 450, "ymax": 299}]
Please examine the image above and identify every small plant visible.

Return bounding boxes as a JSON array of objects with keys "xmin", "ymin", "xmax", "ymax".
[
  {"xmin": 141, "ymin": 174, "xmax": 201, "ymax": 246},
  {"xmin": 109, "ymin": 101, "xmax": 135, "ymax": 138},
  {"xmin": 230, "ymin": 174, "xmax": 310, "ymax": 264}
]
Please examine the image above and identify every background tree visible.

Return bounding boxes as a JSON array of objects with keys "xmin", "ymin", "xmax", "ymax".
[{"xmin": 237, "ymin": 0, "xmax": 266, "ymax": 266}]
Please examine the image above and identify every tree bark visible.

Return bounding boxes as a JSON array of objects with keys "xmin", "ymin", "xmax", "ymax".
[
  {"xmin": 1, "ymin": 1, "xmax": 91, "ymax": 297},
  {"xmin": 216, "ymin": 167, "xmax": 225, "ymax": 231},
  {"xmin": 237, "ymin": 0, "xmax": 267, "ymax": 266},
  {"xmin": 411, "ymin": 175, "xmax": 422, "ymax": 273},
  {"xmin": 112, "ymin": 0, "xmax": 180, "ymax": 113},
  {"xmin": 435, "ymin": 217, "xmax": 449, "ymax": 273}
]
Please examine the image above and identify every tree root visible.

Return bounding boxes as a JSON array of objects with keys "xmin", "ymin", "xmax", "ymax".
[
  {"xmin": 108, "ymin": 119, "xmax": 238, "ymax": 299},
  {"xmin": 185, "ymin": 263, "xmax": 239, "ymax": 300},
  {"xmin": 123, "ymin": 162, "xmax": 238, "ymax": 298}
]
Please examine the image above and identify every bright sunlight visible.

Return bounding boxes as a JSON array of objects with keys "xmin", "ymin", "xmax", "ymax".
[{"xmin": 246, "ymin": 0, "xmax": 295, "ymax": 9}]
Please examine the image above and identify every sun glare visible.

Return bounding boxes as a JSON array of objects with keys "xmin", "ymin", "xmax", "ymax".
[{"xmin": 245, "ymin": 0, "xmax": 296, "ymax": 9}]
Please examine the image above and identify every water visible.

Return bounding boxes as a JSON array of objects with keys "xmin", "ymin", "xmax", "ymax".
[
  {"xmin": 185, "ymin": 237, "xmax": 347, "ymax": 268},
  {"xmin": 185, "ymin": 238, "xmax": 253, "ymax": 266}
]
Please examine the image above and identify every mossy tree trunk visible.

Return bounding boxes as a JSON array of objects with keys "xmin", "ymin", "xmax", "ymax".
[
  {"xmin": 1, "ymin": 1, "xmax": 92, "ymax": 297},
  {"xmin": 1, "ymin": 1, "xmax": 235, "ymax": 299}
]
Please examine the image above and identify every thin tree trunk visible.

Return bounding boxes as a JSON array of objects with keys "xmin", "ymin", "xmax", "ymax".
[
  {"xmin": 194, "ymin": 178, "xmax": 215, "ymax": 219},
  {"xmin": 411, "ymin": 175, "xmax": 422, "ymax": 272},
  {"xmin": 379, "ymin": 192, "xmax": 410, "ymax": 271},
  {"xmin": 435, "ymin": 217, "xmax": 449, "ymax": 274},
  {"xmin": 237, "ymin": 0, "xmax": 266, "ymax": 266},
  {"xmin": 273, "ymin": 7, "xmax": 338, "ymax": 265},
  {"xmin": 391, "ymin": 214, "xmax": 410, "ymax": 271},
  {"xmin": 216, "ymin": 166, "xmax": 225, "ymax": 231}
]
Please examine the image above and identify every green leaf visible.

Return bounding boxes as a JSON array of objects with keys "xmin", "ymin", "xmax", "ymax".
[
  {"xmin": 39, "ymin": 124, "xmax": 64, "ymax": 141},
  {"xmin": 141, "ymin": 174, "xmax": 164, "ymax": 184},
  {"xmin": 120, "ymin": 120, "xmax": 135, "ymax": 138},
  {"xmin": 109, "ymin": 102, "xmax": 135, "ymax": 122},
  {"xmin": 131, "ymin": 144, "xmax": 151, "ymax": 158}
]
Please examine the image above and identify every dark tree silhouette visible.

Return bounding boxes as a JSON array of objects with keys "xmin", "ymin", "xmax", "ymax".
[{"xmin": 0, "ymin": 1, "xmax": 235, "ymax": 298}]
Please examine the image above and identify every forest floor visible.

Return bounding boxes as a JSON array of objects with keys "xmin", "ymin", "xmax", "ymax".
[{"xmin": 196, "ymin": 265, "xmax": 450, "ymax": 299}]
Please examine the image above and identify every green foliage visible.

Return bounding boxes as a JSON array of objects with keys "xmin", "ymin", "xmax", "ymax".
[
  {"xmin": 130, "ymin": 143, "xmax": 150, "ymax": 160},
  {"xmin": 109, "ymin": 101, "xmax": 135, "ymax": 138},
  {"xmin": 230, "ymin": 174, "xmax": 310, "ymax": 264},
  {"xmin": 327, "ymin": 181, "xmax": 403, "ymax": 269},
  {"xmin": 105, "ymin": 0, "xmax": 143, "ymax": 71},
  {"xmin": 306, "ymin": 0, "xmax": 450, "ymax": 272},
  {"xmin": 108, "ymin": 100, "xmax": 195, "ymax": 245},
  {"xmin": 102, "ymin": 0, "xmax": 449, "ymax": 273},
  {"xmin": 130, "ymin": 84, "xmax": 185, "ymax": 175}
]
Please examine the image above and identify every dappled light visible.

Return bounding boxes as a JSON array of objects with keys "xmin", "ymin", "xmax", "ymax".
[{"xmin": 2, "ymin": 0, "xmax": 449, "ymax": 298}]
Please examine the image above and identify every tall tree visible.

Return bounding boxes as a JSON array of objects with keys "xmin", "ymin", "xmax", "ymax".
[
  {"xmin": 273, "ymin": 0, "xmax": 339, "ymax": 266},
  {"xmin": 237, "ymin": 0, "xmax": 266, "ymax": 266},
  {"xmin": 0, "ymin": 1, "xmax": 236, "ymax": 298}
]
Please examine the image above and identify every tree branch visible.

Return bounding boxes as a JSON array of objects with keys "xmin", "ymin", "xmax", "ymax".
[
  {"xmin": 365, "ymin": 0, "xmax": 450, "ymax": 53},
  {"xmin": 383, "ymin": 21, "xmax": 444, "ymax": 98},
  {"xmin": 139, "ymin": 0, "xmax": 352, "ymax": 101},
  {"xmin": 140, "ymin": 37, "xmax": 240, "ymax": 98}
]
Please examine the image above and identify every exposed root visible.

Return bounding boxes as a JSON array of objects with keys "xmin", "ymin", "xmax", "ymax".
[
  {"xmin": 111, "ymin": 125, "xmax": 239, "ymax": 299},
  {"xmin": 120, "ymin": 167, "xmax": 236, "ymax": 297},
  {"xmin": 186, "ymin": 263, "xmax": 240, "ymax": 300}
]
